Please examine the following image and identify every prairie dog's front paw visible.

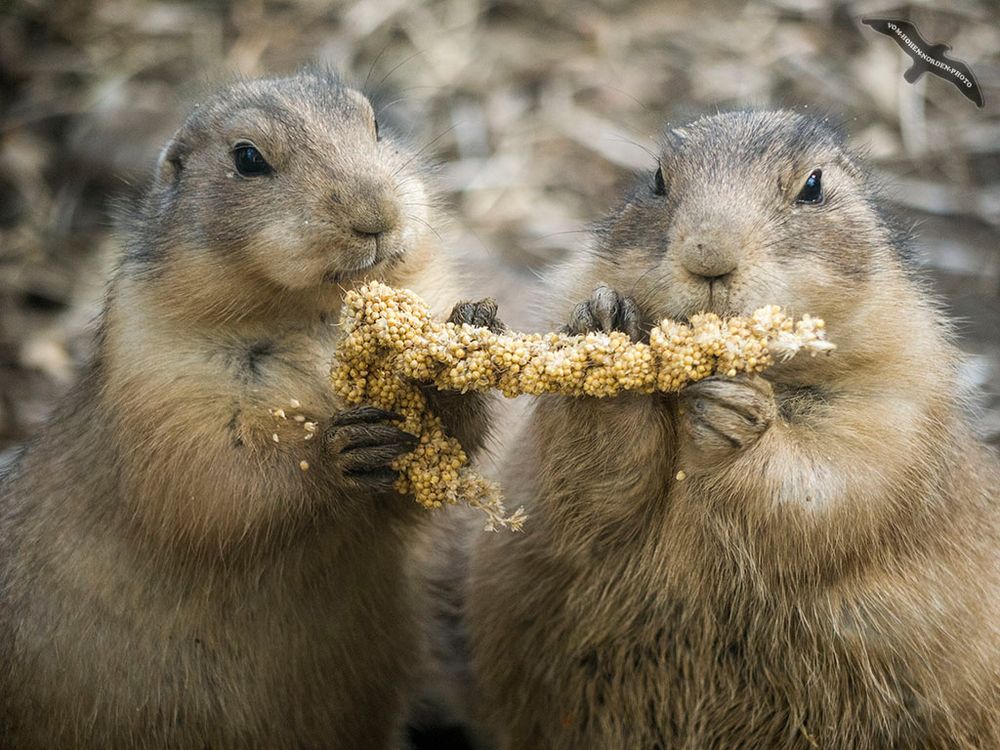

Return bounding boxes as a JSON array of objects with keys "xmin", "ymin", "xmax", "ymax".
[
  {"xmin": 449, "ymin": 298, "xmax": 504, "ymax": 333},
  {"xmin": 323, "ymin": 406, "xmax": 418, "ymax": 491},
  {"xmin": 680, "ymin": 376, "xmax": 776, "ymax": 462},
  {"xmin": 562, "ymin": 284, "xmax": 643, "ymax": 342}
]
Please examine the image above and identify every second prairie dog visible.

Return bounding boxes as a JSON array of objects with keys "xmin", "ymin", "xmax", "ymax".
[
  {"xmin": 0, "ymin": 71, "xmax": 497, "ymax": 749},
  {"xmin": 468, "ymin": 110, "xmax": 1000, "ymax": 749}
]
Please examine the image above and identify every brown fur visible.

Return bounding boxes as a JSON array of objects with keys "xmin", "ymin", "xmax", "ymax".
[
  {"xmin": 468, "ymin": 110, "xmax": 1000, "ymax": 749},
  {"xmin": 0, "ymin": 71, "xmax": 493, "ymax": 749}
]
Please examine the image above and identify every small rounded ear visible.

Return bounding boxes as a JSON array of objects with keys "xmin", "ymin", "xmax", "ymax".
[
  {"xmin": 147, "ymin": 128, "xmax": 191, "ymax": 217},
  {"xmin": 154, "ymin": 128, "xmax": 188, "ymax": 188}
]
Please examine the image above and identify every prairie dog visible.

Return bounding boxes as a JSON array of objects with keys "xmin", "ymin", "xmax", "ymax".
[
  {"xmin": 0, "ymin": 71, "xmax": 497, "ymax": 749},
  {"xmin": 468, "ymin": 110, "xmax": 1000, "ymax": 749}
]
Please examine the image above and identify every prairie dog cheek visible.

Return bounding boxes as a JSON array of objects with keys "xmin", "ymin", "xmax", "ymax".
[{"xmin": 244, "ymin": 221, "xmax": 332, "ymax": 290}]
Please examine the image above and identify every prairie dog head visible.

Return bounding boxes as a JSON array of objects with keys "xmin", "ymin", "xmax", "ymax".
[
  {"xmin": 133, "ymin": 71, "xmax": 432, "ymax": 300},
  {"xmin": 588, "ymin": 110, "xmax": 906, "ymax": 337}
]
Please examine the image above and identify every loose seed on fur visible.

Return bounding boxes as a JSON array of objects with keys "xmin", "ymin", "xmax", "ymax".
[{"xmin": 331, "ymin": 282, "xmax": 834, "ymax": 531}]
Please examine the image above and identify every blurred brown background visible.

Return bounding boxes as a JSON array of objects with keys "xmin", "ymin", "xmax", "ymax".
[{"xmin": 1, "ymin": 0, "xmax": 998, "ymax": 459}]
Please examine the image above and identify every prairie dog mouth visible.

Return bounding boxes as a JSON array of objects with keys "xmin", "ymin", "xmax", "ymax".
[
  {"xmin": 706, "ymin": 279, "xmax": 732, "ymax": 314},
  {"xmin": 323, "ymin": 252, "xmax": 405, "ymax": 285}
]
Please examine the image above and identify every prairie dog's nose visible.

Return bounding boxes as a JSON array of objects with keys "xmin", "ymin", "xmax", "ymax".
[
  {"xmin": 344, "ymin": 179, "xmax": 400, "ymax": 237},
  {"xmin": 679, "ymin": 230, "xmax": 739, "ymax": 280}
]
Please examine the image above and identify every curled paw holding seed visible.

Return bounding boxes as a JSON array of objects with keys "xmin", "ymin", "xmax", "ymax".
[
  {"xmin": 562, "ymin": 284, "xmax": 644, "ymax": 342},
  {"xmin": 322, "ymin": 406, "xmax": 418, "ymax": 491},
  {"xmin": 679, "ymin": 375, "xmax": 777, "ymax": 463},
  {"xmin": 421, "ymin": 298, "xmax": 504, "ymax": 457},
  {"xmin": 449, "ymin": 297, "xmax": 505, "ymax": 333}
]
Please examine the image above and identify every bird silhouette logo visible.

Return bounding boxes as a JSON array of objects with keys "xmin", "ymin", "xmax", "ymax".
[{"xmin": 862, "ymin": 18, "xmax": 984, "ymax": 108}]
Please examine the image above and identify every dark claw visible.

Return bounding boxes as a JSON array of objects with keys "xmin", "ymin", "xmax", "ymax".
[
  {"xmin": 339, "ymin": 431, "xmax": 418, "ymax": 473},
  {"xmin": 341, "ymin": 439, "xmax": 414, "ymax": 472},
  {"xmin": 325, "ymin": 407, "xmax": 418, "ymax": 489},
  {"xmin": 617, "ymin": 296, "xmax": 643, "ymax": 342},
  {"xmin": 450, "ymin": 302, "xmax": 474, "ymax": 323},
  {"xmin": 337, "ymin": 423, "xmax": 418, "ymax": 452},
  {"xmin": 562, "ymin": 284, "xmax": 643, "ymax": 342},
  {"xmin": 330, "ymin": 406, "xmax": 403, "ymax": 426},
  {"xmin": 326, "ymin": 423, "xmax": 417, "ymax": 458},
  {"xmin": 449, "ymin": 298, "xmax": 504, "ymax": 333},
  {"xmin": 590, "ymin": 285, "xmax": 621, "ymax": 331}
]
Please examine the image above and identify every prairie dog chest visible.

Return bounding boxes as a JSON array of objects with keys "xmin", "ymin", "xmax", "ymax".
[
  {"xmin": 218, "ymin": 321, "xmax": 343, "ymax": 411},
  {"xmin": 107, "ymin": 304, "xmax": 345, "ymax": 440}
]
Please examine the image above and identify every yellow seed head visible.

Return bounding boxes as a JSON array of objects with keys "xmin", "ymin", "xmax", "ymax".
[{"xmin": 330, "ymin": 282, "xmax": 834, "ymax": 531}]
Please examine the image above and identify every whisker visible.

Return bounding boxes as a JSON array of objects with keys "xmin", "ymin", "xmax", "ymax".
[
  {"xmin": 609, "ymin": 135, "xmax": 659, "ymax": 165},
  {"xmin": 374, "ymin": 49, "xmax": 426, "ymax": 93},
  {"xmin": 393, "ymin": 123, "xmax": 460, "ymax": 178},
  {"xmin": 600, "ymin": 85, "xmax": 653, "ymax": 114},
  {"xmin": 376, "ymin": 97, "xmax": 415, "ymax": 118},
  {"xmin": 626, "ymin": 260, "xmax": 666, "ymax": 299},
  {"xmin": 407, "ymin": 213, "xmax": 444, "ymax": 244},
  {"xmin": 363, "ymin": 43, "xmax": 393, "ymax": 92},
  {"xmin": 530, "ymin": 228, "xmax": 592, "ymax": 242}
]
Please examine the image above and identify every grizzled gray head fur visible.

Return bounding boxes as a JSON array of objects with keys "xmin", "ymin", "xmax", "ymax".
[
  {"xmin": 597, "ymin": 110, "xmax": 903, "ymax": 324},
  {"xmin": 129, "ymin": 70, "xmax": 431, "ymax": 292}
]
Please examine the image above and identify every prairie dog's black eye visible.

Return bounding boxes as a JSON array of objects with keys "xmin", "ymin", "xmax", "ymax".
[
  {"xmin": 795, "ymin": 168, "xmax": 823, "ymax": 204},
  {"xmin": 653, "ymin": 165, "xmax": 667, "ymax": 197},
  {"xmin": 233, "ymin": 143, "xmax": 272, "ymax": 177},
  {"xmin": 374, "ymin": 117, "xmax": 381, "ymax": 142}
]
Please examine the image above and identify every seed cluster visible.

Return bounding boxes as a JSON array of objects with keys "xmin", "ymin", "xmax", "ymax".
[{"xmin": 330, "ymin": 282, "xmax": 834, "ymax": 530}]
